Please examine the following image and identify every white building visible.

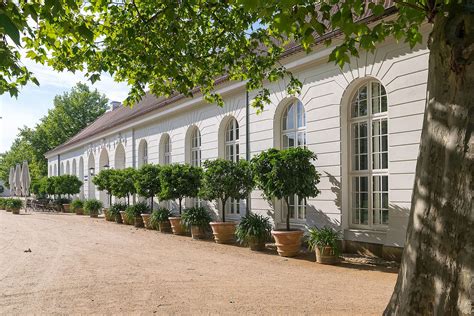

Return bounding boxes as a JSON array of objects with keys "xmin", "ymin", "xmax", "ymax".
[{"xmin": 45, "ymin": 22, "xmax": 432, "ymax": 260}]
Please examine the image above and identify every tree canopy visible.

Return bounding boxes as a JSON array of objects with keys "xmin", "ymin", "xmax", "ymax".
[{"xmin": 0, "ymin": 83, "xmax": 108, "ymax": 186}]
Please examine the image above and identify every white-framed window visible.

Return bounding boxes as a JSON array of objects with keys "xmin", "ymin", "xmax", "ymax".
[
  {"xmin": 350, "ymin": 81, "xmax": 389, "ymax": 228},
  {"xmin": 224, "ymin": 118, "xmax": 240, "ymax": 215},
  {"xmin": 162, "ymin": 134, "xmax": 171, "ymax": 165},
  {"xmin": 281, "ymin": 99, "xmax": 307, "ymax": 220},
  {"xmin": 190, "ymin": 127, "xmax": 201, "ymax": 207}
]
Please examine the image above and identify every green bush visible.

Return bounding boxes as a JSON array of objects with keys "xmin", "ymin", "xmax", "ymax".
[
  {"xmin": 150, "ymin": 207, "xmax": 172, "ymax": 229},
  {"xmin": 109, "ymin": 202, "xmax": 127, "ymax": 217},
  {"xmin": 236, "ymin": 213, "xmax": 272, "ymax": 246},
  {"xmin": 126, "ymin": 202, "xmax": 149, "ymax": 218},
  {"xmin": 110, "ymin": 168, "xmax": 137, "ymax": 205},
  {"xmin": 6, "ymin": 199, "xmax": 22, "ymax": 210},
  {"xmin": 92, "ymin": 169, "xmax": 116, "ymax": 206},
  {"xmin": 135, "ymin": 164, "xmax": 161, "ymax": 209},
  {"xmin": 182, "ymin": 207, "xmax": 212, "ymax": 228},
  {"xmin": 307, "ymin": 226, "xmax": 341, "ymax": 256},
  {"xmin": 84, "ymin": 199, "xmax": 103, "ymax": 216},
  {"xmin": 71, "ymin": 199, "xmax": 83, "ymax": 210},
  {"xmin": 0, "ymin": 198, "xmax": 7, "ymax": 209}
]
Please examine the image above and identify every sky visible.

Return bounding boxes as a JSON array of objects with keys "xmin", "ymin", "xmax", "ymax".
[{"xmin": 0, "ymin": 58, "xmax": 130, "ymax": 153}]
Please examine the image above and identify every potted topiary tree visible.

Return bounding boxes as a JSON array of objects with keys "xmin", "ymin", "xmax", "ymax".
[
  {"xmin": 200, "ymin": 159, "xmax": 254, "ymax": 244},
  {"xmin": 159, "ymin": 164, "xmax": 202, "ymax": 235},
  {"xmin": 0, "ymin": 198, "xmax": 6, "ymax": 210},
  {"xmin": 150, "ymin": 207, "xmax": 172, "ymax": 232},
  {"xmin": 58, "ymin": 175, "xmax": 82, "ymax": 212},
  {"xmin": 252, "ymin": 147, "xmax": 321, "ymax": 257},
  {"xmin": 71, "ymin": 199, "xmax": 84, "ymax": 215},
  {"xmin": 93, "ymin": 169, "xmax": 116, "ymax": 219},
  {"xmin": 125, "ymin": 202, "xmax": 149, "ymax": 228},
  {"xmin": 134, "ymin": 164, "xmax": 161, "ymax": 229},
  {"xmin": 109, "ymin": 202, "xmax": 127, "ymax": 224},
  {"xmin": 236, "ymin": 213, "xmax": 272, "ymax": 251},
  {"xmin": 182, "ymin": 206, "xmax": 213, "ymax": 239},
  {"xmin": 84, "ymin": 199, "xmax": 103, "ymax": 218},
  {"xmin": 110, "ymin": 168, "xmax": 137, "ymax": 206},
  {"xmin": 8, "ymin": 199, "xmax": 23, "ymax": 214},
  {"xmin": 307, "ymin": 226, "xmax": 341, "ymax": 264}
]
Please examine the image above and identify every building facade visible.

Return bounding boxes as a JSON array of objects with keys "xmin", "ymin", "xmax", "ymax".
[{"xmin": 45, "ymin": 24, "xmax": 431, "ymax": 260}]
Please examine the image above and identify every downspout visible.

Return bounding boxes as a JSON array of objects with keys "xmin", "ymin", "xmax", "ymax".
[
  {"xmin": 57, "ymin": 154, "xmax": 60, "ymax": 176},
  {"xmin": 132, "ymin": 128, "xmax": 136, "ymax": 204},
  {"xmin": 246, "ymin": 90, "xmax": 251, "ymax": 216}
]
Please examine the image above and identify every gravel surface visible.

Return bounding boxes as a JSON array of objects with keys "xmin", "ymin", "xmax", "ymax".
[{"xmin": 0, "ymin": 211, "xmax": 397, "ymax": 315}]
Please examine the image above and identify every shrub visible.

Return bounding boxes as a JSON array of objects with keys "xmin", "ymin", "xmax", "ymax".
[
  {"xmin": 236, "ymin": 213, "xmax": 272, "ymax": 246},
  {"xmin": 182, "ymin": 207, "xmax": 212, "ymax": 228},
  {"xmin": 200, "ymin": 159, "xmax": 254, "ymax": 222},
  {"xmin": 126, "ymin": 202, "xmax": 149, "ymax": 218},
  {"xmin": 159, "ymin": 164, "xmax": 202, "ymax": 215},
  {"xmin": 71, "ymin": 199, "xmax": 83, "ymax": 210},
  {"xmin": 150, "ymin": 207, "xmax": 172, "ymax": 229},
  {"xmin": 134, "ymin": 164, "xmax": 161, "ymax": 209},
  {"xmin": 6, "ymin": 199, "xmax": 22, "ymax": 210},
  {"xmin": 252, "ymin": 147, "xmax": 321, "ymax": 231},
  {"xmin": 109, "ymin": 202, "xmax": 127, "ymax": 217},
  {"xmin": 307, "ymin": 226, "xmax": 341, "ymax": 256},
  {"xmin": 0, "ymin": 198, "xmax": 7, "ymax": 209},
  {"xmin": 84, "ymin": 199, "xmax": 103, "ymax": 216}
]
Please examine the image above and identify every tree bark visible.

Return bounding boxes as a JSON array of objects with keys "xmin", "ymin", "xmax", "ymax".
[{"xmin": 384, "ymin": 8, "xmax": 473, "ymax": 315}]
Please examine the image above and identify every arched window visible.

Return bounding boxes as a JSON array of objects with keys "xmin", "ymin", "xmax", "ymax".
[
  {"xmin": 160, "ymin": 134, "xmax": 171, "ymax": 165},
  {"xmin": 114, "ymin": 143, "xmax": 126, "ymax": 170},
  {"xmin": 190, "ymin": 128, "xmax": 201, "ymax": 167},
  {"xmin": 224, "ymin": 118, "xmax": 240, "ymax": 215},
  {"xmin": 225, "ymin": 118, "xmax": 239, "ymax": 162},
  {"xmin": 281, "ymin": 99, "xmax": 306, "ymax": 220},
  {"xmin": 66, "ymin": 161, "xmax": 70, "ymax": 175},
  {"xmin": 49, "ymin": 165, "xmax": 52, "ymax": 177},
  {"xmin": 138, "ymin": 139, "xmax": 148, "ymax": 167},
  {"xmin": 60, "ymin": 162, "xmax": 65, "ymax": 175},
  {"xmin": 72, "ymin": 159, "xmax": 77, "ymax": 176},
  {"xmin": 350, "ymin": 80, "xmax": 389, "ymax": 228}
]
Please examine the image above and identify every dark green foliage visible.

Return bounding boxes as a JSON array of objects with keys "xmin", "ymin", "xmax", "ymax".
[
  {"xmin": 252, "ymin": 147, "xmax": 320, "ymax": 231},
  {"xmin": 109, "ymin": 202, "xmax": 127, "ymax": 217},
  {"xmin": 182, "ymin": 207, "xmax": 213, "ymax": 229},
  {"xmin": 84, "ymin": 199, "xmax": 102, "ymax": 216},
  {"xmin": 92, "ymin": 169, "xmax": 116, "ymax": 205},
  {"xmin": 71, "ymin": 199, "xmax": 83, "ymax": 210},
  {"xmin": 55, "ymin": 175, "xmax": 82, "ymax": 196},
  {"xmin": 236, "ymin": 213, "xmax": 272, "ymax": 246},
  {"xmin": 6, "ymin": 198, "xmax": 23, "ymax": 210},
  {"xmin": 159, "ymin": 164, "xmax": 202, "ymax": 215},
  {"xmin": 110, "ymin": 168, "xmax": 137, "ymax": 205},
  {"xmin": 307, "ymin": 226, "xmax": 341, "ymax": 256},
  {"xmin": 200, "ymin": 159, "xmax": 254, "ymax": 222},
  {"xmin": 150, "ymin": 207, "xmax": 172, "ymax": 229},
  {"xmin": 126, "ymin": 202, "xmax": 150, "ymax": 218},
  {"xmin": 134, "ymin": 164, "xmax": 161, "ymax": 209}
]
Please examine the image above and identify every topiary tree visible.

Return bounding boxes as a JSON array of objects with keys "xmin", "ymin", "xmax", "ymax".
[
  {"xmin": 110, "ymin": 168, "xmax": 137, "ymax": 206},
  {"xmin": 159, "ymin": 164, "xmax": 202, "ymax": 215},
  {"xmin": 59, "ymin": 175, "xmax": 82, "ymax": 198},
  {"xmin": 200, "ymin": 159, "xmax": 254, "ymax": 222},
  {"xmin": 92, "ymin": 169, "xmax": 116, "ymax": 207},
  {"xmin": 134, "ymin": 164, "xmax": 161, "ymax": 210},
  {"xmin": 252, "ymin": 147, "xmax": 320, "ymax": 231},
  {"xmin": 45, "ymin": 176, "xmax": 57, "ymax": 199}
]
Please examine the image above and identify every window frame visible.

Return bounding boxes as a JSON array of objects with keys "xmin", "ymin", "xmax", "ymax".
[
  {"xmin": 349, "ymin": 80, "xmax": 389, "ymax": 230},
  {"xmin": 224, "ymin": 118, "xmax": 241, "ymax": 215}
]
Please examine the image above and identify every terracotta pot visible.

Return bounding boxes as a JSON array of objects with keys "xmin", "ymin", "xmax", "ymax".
[
  {"xmin": 159, "ymin": 221, "xmax": 172, "ymax": 233},
  {"xmin": 6, "ymin": 207, "xmax": 12, "ymax": 212},
  {"xmin": 12, "ymin": 208, "xmax": 20, "ymax": 215},
  {"xmin": 134, "ymin": 215, "xmax": 144, "ymax": 228},
  {"xmin": 75, "ymin": 208, "xmax": 84, "ymax": 215},
  {"xmin": 315, "ymin": 246, "xmax": 338, "ymax": 264},
  {"xmin": 120, "ymin": 211, "xmax": 128, "ymax": 224},
  {"xmin": 271, "ymin": 230, "xmax": 304, "ymax": 257},
  {"xmin": 90, "ymin": 213, "xmax": 98, "ymax": 218},
  {"xmin": 141, "ymin": 214, "xmax": 152, "ymax": 229},
  {"xmin": 104, "ymin": 208, "xmax": 114, "ymax": 221},
  {"xmin": 248, "ymin": 238, "xmax": 266, "ymax": 251},
  {"xmin": 114, "ymin": 213, "xmax": 123, "ymax": 224},
  {"xmin": 210, "ymin": 222, "xmax": 236, "ymax": 244},
  {"xmin": 169, "ymin": 217, "xmax": 185, "ymax": 235},
  {"xmin": 190, "ymin": 225, "xmax": 206, "ymax": 240},
  {"xmin": 63, "ymin": 204, "xmax": 70, "ymax": 213}
]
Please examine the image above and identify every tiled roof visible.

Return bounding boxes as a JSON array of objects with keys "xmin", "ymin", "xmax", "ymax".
[{"xmin": 46, "ymin": 2, "xmax": 396, "ymax": 156}]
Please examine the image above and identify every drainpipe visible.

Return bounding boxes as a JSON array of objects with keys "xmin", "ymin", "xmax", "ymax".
[
  {"xmin": 246, "ymin": 89, "xmax": 251, "ymax": 216},
  {"xmin": 132, "ymin": 128, "xmax": 136, "ymax": 204},
  {"xmin": 57, "ymin": 154, "xmax": 60, "ymax": 176}
]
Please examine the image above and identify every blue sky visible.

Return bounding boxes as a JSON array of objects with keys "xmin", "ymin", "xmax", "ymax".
[{"xmin": 0, "ymin": 58, "xmax": 130, "ymax": 153}]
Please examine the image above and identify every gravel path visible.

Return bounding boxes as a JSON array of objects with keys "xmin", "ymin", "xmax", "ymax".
[{"xmin": 0, "ymin": 211, "xmax": 397, "ymax": 315}]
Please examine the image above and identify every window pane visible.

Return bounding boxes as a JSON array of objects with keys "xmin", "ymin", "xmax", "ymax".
[
  {"xmin": 297, "ymin": 102, "xmax": 305, "ymax": 128},
  {"xmin": 359, "ymin": 99, "xmax": 367, "ymax": 116},
  {"xmin": 286, "ymin": 105, "xmax": 295, "ymax": 130}
]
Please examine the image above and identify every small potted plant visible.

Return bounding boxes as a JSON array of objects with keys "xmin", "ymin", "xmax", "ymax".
[
  {"xmin": 182, "ymin": 207, "xmax": 212, "ymax": 239},
  {"xmin": 84, "ymin": 199, "xmax": 103, "ymax": 218},
  {"xmin": 307, "ymin": 226, "xmax": 341, "ymax": 264},
  {"xmin": 109, "ymin": 203, "xmax": 127, "ymax": 224},
  {"xmin": 71, "ymin": 199, "xmax": 84, "ymax": 215},
  {"xmin": 4, "ymin": 198, "xmax": 13, "ymax": 212},
  {"xmin": 0, "ymin": 198, "xmax": 6, "ymax": 210},
  {"xmin": 150, "ymin": 207, "xmax": 172, "ymax": 232},
  {"xmin": 8, "ymin": 199, "xmax": 23, "ymax": 215},
  {"xmin": 126, "ymin": 202, "xmax": 149, "ymax": 228},
  {"xmin": 236, "ymin": 213, "xmax": 272, "ymax": 251}
]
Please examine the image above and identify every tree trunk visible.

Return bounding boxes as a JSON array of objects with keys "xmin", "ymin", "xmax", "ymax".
[
  {"xmin": 285, "ymin": 197, "xmax": 290, "ymax": 231},
  {"xmin": 384, "ymin": 9, "xmax": 473, "ymax": 315},
  {"xmin": 150, "ymin": 196, "xmax": 154, "ymax": 211},
  {"xmin": 222, "ymin": 196, "xmax": 227, "ymax": 222},
  {"xmin": 179, "ymin": 198, "xmax": 182, "ymax": 215}
]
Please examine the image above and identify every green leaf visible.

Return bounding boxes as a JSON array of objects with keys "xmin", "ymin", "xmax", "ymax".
[{"xmin": 0, "ymin": 13, "xmax": 21, "ymax": 45}]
